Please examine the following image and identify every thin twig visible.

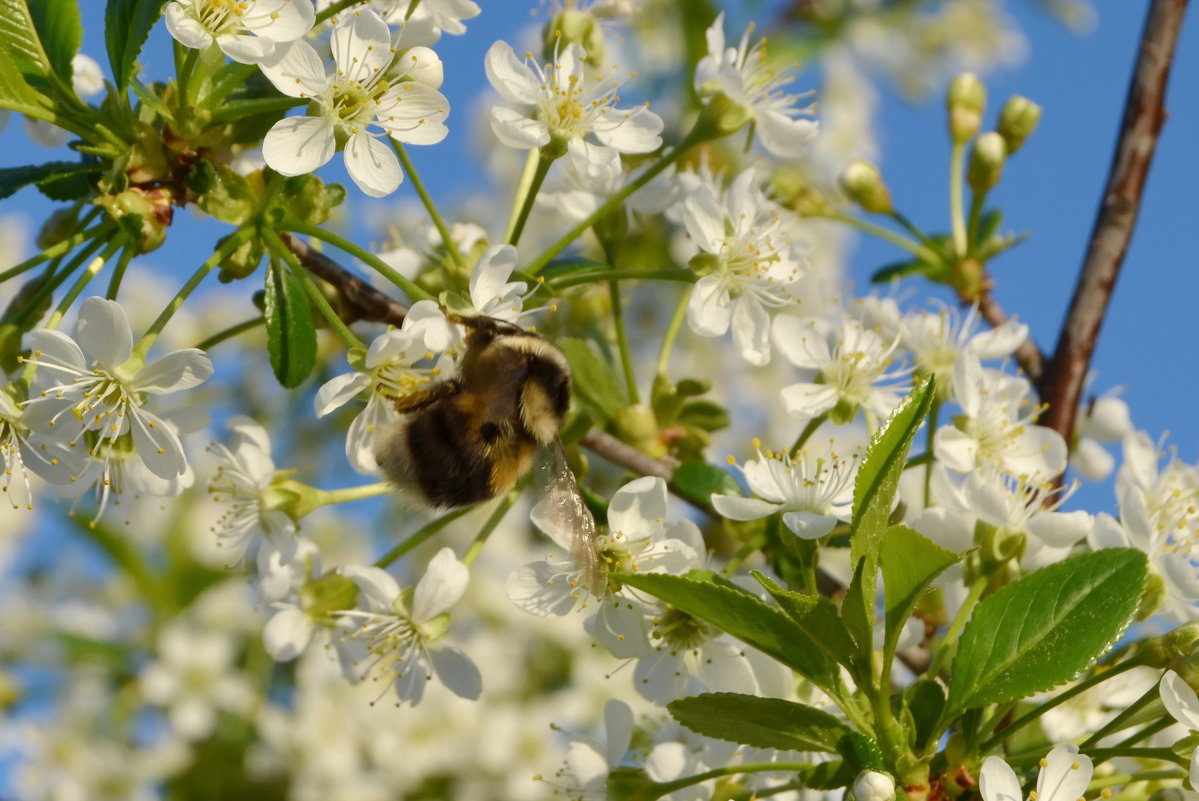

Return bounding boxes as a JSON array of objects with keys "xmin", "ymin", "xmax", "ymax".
[
  {"xmin": 977, "ymin": 293, "xmax": 1046, "ymax": 381},
  {"xmin": 580, "ymin": 429, "xmax": 679, "ymax": 480},
  {"xmin": 280, "ymin": 232, "xmax": 409, "ymax": 327},
  {"xmin": 1038, "ymin": 0, "xmax": 1188, "ymax": 441}
]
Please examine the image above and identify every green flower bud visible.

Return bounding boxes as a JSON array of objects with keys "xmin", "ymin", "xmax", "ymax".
[
  {"xmin": 99, "ymin": 188, "xmax": 171, "ymax": 253},
  {"xmin": 35, "ymin": 208, "xmax": 79, "ymax": 250},
  {"xmin": 950, "ymin": 257, "xmax": 986, "ymax": 302},
  {"xmin": 615, "ymin": 403, "xmax": 661, "ymax": 447},
  {"xmin": 947, "ymin": 73, "xmax": 986, "ymax": 143},
  {"xmin": 218, "ymin": 234, "xmax": 265, "ymax": 282},
  {"xmin": 997, "ymin": 96, "xmax": 1042, "ymax": 154},
  {"xmin": 840, "ymin": 160, "xmax": 893, "ymax": 214},
  {"xmin": 543, "ymin": 8, "xmax": 604, "ymax": 65},
  {"xmin": 1141, "ymin": 622, "xmax": 1199, "ymax": 667},
  {"xmin": 967, "ymin": 132, "xmax": 1007, "ymax": 192}
]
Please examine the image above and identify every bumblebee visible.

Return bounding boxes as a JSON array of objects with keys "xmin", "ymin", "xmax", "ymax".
[{"xmin": 374, "ymin": 314, "xmax": 606, "ymax": 592}]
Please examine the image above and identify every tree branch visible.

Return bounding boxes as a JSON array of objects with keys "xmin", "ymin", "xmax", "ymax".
[
  {"xmin": 1038, "ymin": 0, "xmax": 1188, "ymax": 441},
  {"xmin": 280, "ymin": 232, "xmax": 409, "ymax": 327}
]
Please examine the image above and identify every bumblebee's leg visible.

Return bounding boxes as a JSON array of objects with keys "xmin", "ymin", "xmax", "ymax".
[
  {"xmin": 391, "ymin": 379, "xmax": 461, "ymax": 414},
  {"xmin": 444, "ymin": 312, "xmax": 527, "ymax": 338}
]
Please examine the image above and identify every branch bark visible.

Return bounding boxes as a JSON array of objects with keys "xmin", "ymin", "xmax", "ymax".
[
  {"xmin": 280, "ymin": 232, "xmax": 409, "ymax": 327},
  {"xmin": 1038, "ymin": 0, "xmax": 1188, "ymax": 441}
]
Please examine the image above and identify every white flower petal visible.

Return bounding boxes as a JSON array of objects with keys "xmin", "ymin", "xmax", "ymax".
[
  {"xmin": 217, "ymin": 32, "xmax": 275, "ymax": 64},
  {"xmin": 782, "ymin": 510, "xmax": 838, "ymax": 540},
  {"xmin": 1027, "ymin": 510, "xmax": 1092, "ymax": 548},
  {"xmin": 933, "ymin": 426, "xmax": 979, "ymax": 473},
  {"xmin": 78, "ymin": 297, "xmax": 133, "ymax": 369},
  {"xmin": 603, "ymin": 700, "xmax": 634, "ymax": 767},
  {"xmin": 263, "ymin": 116, "xmax": 335, "ymax": 176},
  {"xmin": 1037, "ymin": 744, "xmax": 1092, "ymax": 801},
  {"xmin": 341, "ymin": 565, "xmax": 401, "ymax": 610},
  {"xmin": 263, "ymin": 605, "xmax": 313, "ymax": 661},
  {"xmin": 489, "ymin": 105, "xmax": 550, "ymax": 149},
  {"xmin": 1161, "ymin": 670, "xmax": 1199, "ymax": 731},
  {"xmin": 258, "ymin": 39, "xmax": 328, "ymax": 98},
  {"xmin": 686, "ymin": 274, "xmax": 732, "ymax": 337},
  {"xmin": 428, "ymin": 644, "xmax": 482, "ymax": 699},
  {"xmin": 344, "ymin": 131, "xmax": 403, "ymax": 197},
  {"xmin": 754, "ymin": 110, "xmax": 817, "ymax": 158},
  {"xmin": 314, "ymin": 371, "xmax": 370, "ymax": 417},
  {"xmin": 135, "ymin": 349, "xmax": 213, "ymax": 393},
  {"xmin": 592, "ymin": 106, "xmax": 664, "ymax": 153},
  {"xmin": 412, "ymin": 546, "xmax": 468, "ymax": 621},
  {"xmin": 731, "ymin": 295, "xmax": 771, "ymax": 365},
  {"xmin": 164, "ymin": 3, "xmax": 215, "ymax": 50},
  {"xmin": 129, "ymin": 409, "xmax": 188, "ymax": 479},
  {"xmin": 633, "ymin": 650, "xmax": 693, "ymax": 703},
  {"xmin": 682, "ymin": 184, "xmax": 724, "ymax": 254},
  {"xmin": 330, "ymin": 7, "xmax": 392, "ymax": 81},
  {"xmin": 379, "ymin": 82, "xmax": 450, "ymax": 145},
  {"xmin": 711, "ymin": 494, "xmax": 781, "ymax": 521},
  {"xmin": 779, "ymin": 382, "xmax": 839, "ymax": 421},
  {"xmin": 505, "ymin": 559, "xmax": 580, "ymax": 617},
  {"xmin": 470, "ymin": 244, "xmax": 520, "ymax": 310},
  {"xmin": 484, "ymin": 40, "xmax": 541, "ymax": 105},
  {"xmin": 979, "ymin": 756, "xmax": 1022, "ymax": 801},
  {"xmin": 607, "ymin": 476, "xmax": 668, "ymax": 539}
]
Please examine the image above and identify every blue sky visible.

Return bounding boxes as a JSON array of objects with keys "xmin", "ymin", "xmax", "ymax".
[{"xmin": 1, "ymin": 2, "xmax": 1196, "ymax": 516}]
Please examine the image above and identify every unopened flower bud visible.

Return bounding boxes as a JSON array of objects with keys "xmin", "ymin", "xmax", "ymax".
[
  {"xmin": 840, "ymin": 160, "xmax": 893, "ymax": 214},
  {"xmin": 543, "ymin": 8, "xmax": 604, "ymax": 65},
  {"xmin": 854, "ymin": 771, "xmax": 896, "ymax": 801},
  {"xmin": 997, "ymin": 96, "xmax": 1041, "ymax": 154},
  {"xmin": 967, "ymin": 132, "xmax": 1007, "ymax": 192},
  {"xmin": 400, "ymin": 46, "xmax": 444, "ymax": 89},
  {"xmin": 615, "ymin": 403, "xmax": 660, "ymax": 444},
  {"xmin": 947, "ymin": 73, "xmax": 986, "ymax": 142},
  {"xmin": 1142, "ymin": 623, "xmax": 1199, "ymax": 667}
]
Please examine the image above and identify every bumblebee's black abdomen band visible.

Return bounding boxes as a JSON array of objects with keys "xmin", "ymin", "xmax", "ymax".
[{"xmin": 406, "ymin": 403, "xmax": 493, "ymax": 507}]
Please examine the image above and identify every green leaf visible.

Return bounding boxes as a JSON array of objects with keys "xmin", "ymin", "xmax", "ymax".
[
  {"xmin": 538, "ymin": 257, "xmax": 608, "ymax": 280},
  {"xmin": 946, "ymin": 548, "xmax": 1148, "ymax": 717},
  {"xmin": 978, "ymin": 208, "xmax": 1003, "ymax": 245},
  {"xmin": 880, "ymin": 525, "xmax": 958, "ymax": 661},
  {"xmin": 264, "ymin": 258, "xmax": 317, "ymax": 388},
  {"xmin": 904, "ymin": 679, "xmax": 946, "ymax": 752},
  {"xmin": 844, "ymin": 378, "xmax": 935, "ymax": 652},
  {"xmin": 616, "ymin": 570, "xmax": 842, "ymax": 692},
  {"xmin": 841, "ymin": 556, "xmax": 872, "ymax": 654},
  {"xmin": 0, "ymin": 0, "xmax": 50, "ymax": 76},
  {"xmin": 668, "ymin": 693, "xmax": 850, "ymax": 752},
  {"xmin": 0, "ymin": 46, "xmax": 51, "ymax": 114},
  {"xmin": 105, "ymin": 0, "xmax": 168, "ymax": 90},
  {"xmin": 558, "ymin": 337, "xmax": 625, "ymax": 423},
  {"xmin": 0, "ymin": 161, "xmax": 84, "ymax": 200},
  {"xmin": 669, "ymin": 461, "xmax": 739, "ymax": 509},
  {"xmin": 29, "ymin": 0, "xmax": 81, "ymax": 84},
  {"xmin": 870, "ymin": 259, "xmax": 935, "ymax": 284},
  {"xmin": 36, "ymin": 164, "xmax": 101, "ymax": 200},
  {"xmin": 753, "ymin": 571, "xmax": 861, "ymax": 677},
  {"xmin": 677, "ymin": 399, "xmax": 729, "ymax": 432}
]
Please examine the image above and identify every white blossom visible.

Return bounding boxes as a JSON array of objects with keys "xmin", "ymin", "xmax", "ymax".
[
  {"xmin": 21, "ymin": 297, "xmax": 212, "ymax": 516},
  {"xmin": 695, "ymin": 12, "xmax": 818, "ymax": 158},
  {"xmin": 334, "ymin": 548, "xmax": 482, "ymax": 705},
  {"xmin": 979, "ymin": 744, "xmax": 1092, "ymax": 801},
  {"xmin": 485, "ymin": 40, "xmax": 663, "ymax": 154},
  {"xmin": 207, "ymin": 415, "xmax": 295, "ymax": 562},
  {"xmin": 258, "ymin": 8, "xmax": 450, "ymax": 196},
  {"xmin": 683, "ymin": 169, "xmax": 806, "ymax": 365},
  {"xmin": 165, "ymin": 0, "xmax": 315, "ymax": 64}
]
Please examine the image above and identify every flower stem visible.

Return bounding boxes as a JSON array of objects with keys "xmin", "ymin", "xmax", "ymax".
[
  {"xmin": 504, "ymin": 149, "xmax": 541, "ymax": 243},
  {"xmin": 105, "ymin": 245, "xmax": 134, "ymax": 300},
  {"xmin": 655, "ymin": 285, "xmax": 692, "ymax": 375},
  {"xmin": 391, "ymin": 142, "xmax": 466, "ymax": 270},
  {"xmin": 926, "ymin": 575, "xmax": 985, "ymax": 677},
  {"xmin": 506, "ymin": 150, "xmax": 555, "ymax": 247},
  {"xmin": 375, "ymin": 506, "xmax": 476, "ymax": 568},
  {"xmin": 9, "ymin": 233, "xmax": 111, "ymax": 330},
  {"xmin": 923, "ymin": 398, "xmax": 940, "ymax": 506},
  {"xmin": 967, "ymin": 189, "xmax": 988, "ymax": 251},
  {"xmin": 1079, "ymin": 679, "xmax": 1165, "ymax": 749},
  {"xmin": 550, "ymin": 267, "xmax": 695, "ymax": 292},
  {"xmin": 194, "ymin": 317, "xmax": 264, "ymax": 351},
  {"xmin": 789, "ymin": 413, "xmax": 828, "ymax": 457},
  {"xmin": 280, "ymin": 219, "xmax": 434, "ymax": 303},
  {"xmin": 607, "ymin": 270, "xmax": 640, "ymax": 404},
  {"xmin": 0, "ymin": 221, "xmax": 109, "ymax": 285},
  {"xmin": 949, "ymin": 140, "xmax": 967, "ymax": 257},
  {"xmin": 315, "ymin": 0, "xmax": 359, "ymax": 23},
  {"xmin": 462, "ymin": 491, "xmax": 519, "ymax": 568},
  {"xmin": 647, "ymin": 761, "xmax": 818, "ymax": 798},
  {"xmin": 1088, "ymin": 770, "xmax": 1185, "ymax": 793},
  {"xmin": 199, "ymin": 63, "xmax": 259, "ymax": 110},
  {"xmin": 526, "ymin": 123, "xmax": 711, "ymax": 276},
  {"xmin": 822, "ymin": 210, "xmax": 942, "ymax": 265},
  {"xmin": 312, "ymin": 482, "xmax": 393, "ymax": 508},
  {"xmin": 51, "ymin": 238, "xmax": 123, "ymax": 326},
  {"xmin": 262, "ymin": 227, "xmax": 365, "ymax": 349},
  {"xmin": 134, "ymin": 228, "xmax": 255, "ymax": 360},
  {"xmin": 208, "ymin": 96, "xmax": 305, "ymax": 124}
]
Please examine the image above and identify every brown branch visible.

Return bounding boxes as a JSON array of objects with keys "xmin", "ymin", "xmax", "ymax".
[
  {"xmin": 1038, "ymin": 0, "xmax": 1188, "ymax": 441},
  {"xmin": 580, "ymin": 429, "xmax": 680, "ymax": 479},
  {"xmin": 977, "ymin": 293, "xmax": 1046, "ymax": 382},
  {"xmin": 280, "ymin": 232, "xmax": 409, "ymax": 327}
]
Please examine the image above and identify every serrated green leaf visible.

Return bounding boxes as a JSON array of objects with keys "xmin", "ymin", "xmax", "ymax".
[
  {"xmin": 264, "ymin": 258, "xmax": 316, "ymax": 388},
  {"xmin": 668, "ymin": 693, "xmax": 850, "ymax": 752},
  {"xmin": 753, "ymin": 571, "xmax": 861, "ymax": 677},
  {"xmin": 616, "ymin": 570, "xmax": 842, "ymax": 691},
  {"xmin": 29, "ymin": 0, "xmax": 81, "ymax": 84},
  {"xmin": 838, "ymin": 731, "xmax": 884, "ymax": 771},
  {"xmin": 669, "ymin": 461, "xmax": 738, "ymax": 509},
  {"xmin": 881, "ymin": 525, "xmax": 958, "ymax": 662},
  {"xmin": 842, "ymin": 556, "xmax": 872, "ymax": 654},
  {"xmin": 105, "ymin": 0, "xmax": 168, "ymax": 90},
  {"xmin": 844, "ymin": 378, "xmax": 935, "ymax": 653},
  {"xmin": 0, "ymin": 0, "xmax": 50, "ymax": 76},
  {"xmin": 946, "ymin": 548, "xmax": 1148, "ymax": 717},
  {"xmin": 36, "ymin": 164, "xmax": 101, "ymax": 200},
  {"xmin": 559, "ymin": 337, "xmax": 624, "ymax": 423}
]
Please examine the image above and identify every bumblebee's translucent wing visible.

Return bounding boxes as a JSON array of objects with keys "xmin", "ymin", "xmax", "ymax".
[{"xmin": 530, "ymin": 440, "xmax": 606, "ymax": 595}]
